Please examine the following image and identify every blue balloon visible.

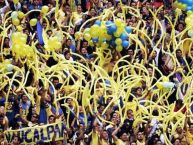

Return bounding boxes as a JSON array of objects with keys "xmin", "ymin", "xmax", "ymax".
[
  {"xmin": 178, "ymin": 0, "xmax": 185, "ymax": 3},
  {"xmin": 92, "ymin": 37, "xmax": 98, "ymax": 43},
  {"xmin": 120, "ymin": 33, "xmax": 128, "ymax": 40},
  {"xmin": 107, "ymin": 24, "xmax": 117, "ymax": 35},
  {"xmin": 186, "ymin": 6, "xmax": 193, "ymax": 11},
  {"xmin": 125, "ymin": 26, "xmax": 132, "ymax": 34},
  {"xmin": 106, "ymin": 21, "xmax": 113, "ymax": 26},
  {"xmin": 186, "ymin": 0, "xmax": 193, "ymax": 5},
  {"xmin": 95, "ymin": 20, "xmax": 101, "ymax": 26},
  {"xmin": 107, "ymin": 29, "xmax": 113, "ymax": 35},
  {"xmin": 109, "ymin": 25, "xmax": 117, "ymax": 32},
  {"xmin": 122, "ymin": 40, "xmax": 129, "ymax": 48},
  {"xmin": 179, "ymin": 0, "xmax": 193, "ymax": 6}
]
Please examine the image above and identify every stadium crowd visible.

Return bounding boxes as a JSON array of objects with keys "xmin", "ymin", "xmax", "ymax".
[{"xmin": 1, "ymin": 0, "xmax": 193, "ymax": 145}]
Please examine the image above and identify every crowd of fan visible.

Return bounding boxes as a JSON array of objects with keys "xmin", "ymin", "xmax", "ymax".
[{"xmin": 1, "ymin": 0, "xmax": 193, "ymax": 145}]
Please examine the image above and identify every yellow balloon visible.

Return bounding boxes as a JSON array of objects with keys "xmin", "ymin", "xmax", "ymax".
[
  {"xmin": 75, "ymin": 32, "xmax": 82, "ymax": 40},
  {"xmin": 84, "ymin": 33, "xmax": 91, "ymax": 41},
  {"xmin": 175, "ymin": 8, "xmax": 182, "ymax": 15},
  {"xmin": 30, "ymin": 19, "xmax": 37, "ymax": 26},
  {"xmin": 12, "ymin": 44, "xmax": 21, "ymax": 56},
  {"xmin": 101, "ymin": 43, "xmax": 109, "ymax": 49},
  {"xmin": 21, "ymin": 33, "xmax": 27, "ymax": 39},
  {"xmin": 177, "ymin": 3, "xmax": 187, "ymax": 10},
  {"xmin": 100, "ymin": 25, "xmax": 106, "ymax": 30},
  {"xmin": 185, "ymin": 17, "xmax": 193, "ymax": 27},
  {"xmin": 187, "ymin": 11, "xmax": 193, "ymax": 16},
  {"xmin": 91, "ymin": 24, "xmax": 100, "ymax": 30},
  {"xmin": 16, "ymin": 25, "xmax": 23, "ymax": 31},
  {"xmin": 26, "ymin": 47, "xmax": 34, "ymax": 58},
  {"xmin": 55, "ymin": 42, "xmax": 62, "ymax": 50},
  {"xmin": 19, "ymin": 36, "xmax": 27, "ymax": 44},
  {"xmin": 99, "ymin": 25, "xmax": 107, "ymax": 37},
  {"xmin": 18, "ymin": 11, "xmax": 25, "ymax": 19},
  {"xmin": 88, "ymin": 40, "xmax": 94, "ymax": 47},
  {"xmin": 41, "ymin": 6, "xmax": 49, "ymax": 14},
  {"xmin": 90, "ymin": 24, "xmax": 100, "ymax": 37},
  {"xmin": 115, "ymin": 19, "xmax": 123, "ymax": 26},
  {"xmin": 83, "ymin": 28, "xmax": 90, "ymax": 34},
  {"xmin": 162, "ymin": 76, "xmax": 169, "ymax": 82},
  {"xmin": 90, "ymin": 29, "xmax": 99, "ymax": 38},
  {"xmin": 13, "ymin": 0, "xmax": 19, "ymax": 4},
  {"xmin": 45, "ymin": 44, "xmax": 51, "ymax": 51},
  {"xmin": 105, "ymin": 34, "xmax": 112, "ymax": 41},
  {"xmin": 156, "ymin": 82, "xmax": 163, "ymax": 89},
  {"xmin": 20, "ymin": 45, "xmax": 27, "ymax": 58},
  {"xmin": 188, "ymin": 14, "xmax": 193, "ymax": 20},
  {"xmin": 185, "ymin": 17, "xmax": 190, "ymax": 24},
  {"xmin": 12, "ymin": 18, "xmax": 20, "ymax": 26},
  {"xmin": 115, "ymin": 38, "xmax": 122, "ymax": 45},
  {"xmin": 90, "ymin": 25, "xmax": 100, "ymax": 37},
  {"xmin": 173, "ymin": 1, "xmax": 178, "ymax": 8},
  {"xmin": 116, "ymin": 46, "xmax": 123, "ymax": 52},
  {"xmin": 114, "ymin": 29, "xmax": 122, "ymax": 37},
  {"xmin": 12, "ymin": 32, "xmax": 20, "ymax": 43}
]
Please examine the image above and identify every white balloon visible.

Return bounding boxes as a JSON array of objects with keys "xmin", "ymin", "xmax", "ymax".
[
  {"xmin": 162, "ymin": 82, "xmax": 175, "ymax": 89},
  {"xmin": 11, "ymin": 11, "xmax": 18, "ymax": 19},
  {"xmin": 6, "ymin": 64, "xmax": 13, "ymax": 72},
  {"xmin": 188, "ymin": 30, "xmax": 193, "ymax": 37}
]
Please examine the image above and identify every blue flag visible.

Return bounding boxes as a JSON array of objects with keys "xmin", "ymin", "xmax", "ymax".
[{"xmin": 37, "ymin": 21, "xmax": 44, "ymax": 45}]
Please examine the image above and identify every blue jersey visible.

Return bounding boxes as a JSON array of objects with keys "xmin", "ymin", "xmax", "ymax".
[
  {"xmin": 20, "ymin": 101, "xmax": 31, "ymax": 119},
  {"xmin": 0, "ymin": 96, "xmax": 5, "ymax": 106},
  {"xmin": 6, "ymin": 96, "xmax": 18, "ymax": 122}
]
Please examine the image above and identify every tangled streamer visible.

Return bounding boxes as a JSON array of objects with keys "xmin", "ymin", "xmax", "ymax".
[{"xmin": 1, "ymin": 0, "xmax": 193, "ymax": 144}]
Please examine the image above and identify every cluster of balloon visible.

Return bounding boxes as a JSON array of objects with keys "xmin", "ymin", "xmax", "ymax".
[
  {"xmin": 173, "ymin": 0, "xmax": 193, "ymax": 37},
  {"xmin": 173, "ymin": 0, "xmax": 193, "ymax": 11},
  {"xmin": 10, "ymin": 5, "xmax": 50, "ymax": 59},
  {"xmin": 75, "ymin": 19, "xmax": 132, "ymax": 52},
  {"xmin": 11, "ymin": 5, "xmax": 49, "ymax": 27},
  {"xmin": 11, "ymin": 11, "xmax": 37, "ymax": 27},
  {"xmin": 44, "ymin": 36, "xmax": 62, "ymax": 52},
  {"xmin": 11, "ymin": 32, "xmax": 34, "ymax": 60},
  {"xmin": 11, "ymin": 11, "xmax": 38, "ymax": 26}
]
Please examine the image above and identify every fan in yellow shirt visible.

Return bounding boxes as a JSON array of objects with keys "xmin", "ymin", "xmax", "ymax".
[
  {"xmin": 72, "ymin": 4, "xmax": 83, "ymax": 25},
  {"xmin": 0, "ymin": 106, "xmax": 8, "ymax": 136},
  {"xmin": 99, "ymin": 129, "xmax": 110, "ymax": 145},
  {"xmin": 112, "ymin": 124, "xmax": 130, "ymax": 145},
  {"xmin": 91, "ymin": 117, "xmax": 99, "ymax": 145},
  {"xmin": 186, "ymin": 123, "xmax": 193, "ymax": 145},
  {"xmin": 136, "ymin": 132, "xmax": 145, "ymax": 145}
]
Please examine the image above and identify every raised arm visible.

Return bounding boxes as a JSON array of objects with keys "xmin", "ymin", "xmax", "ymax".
[{"xmin": 112, "ymin": 123, "xmax": 122, "ymax": 141}]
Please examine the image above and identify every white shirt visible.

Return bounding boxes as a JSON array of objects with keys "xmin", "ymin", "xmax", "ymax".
[
  {"xmin": 0, "ymin": 0, "xmax": 9, "ymax": 20},
  {"xmin": 14, "ymin": 3, "xmax": 21, "ymax": 11}
]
